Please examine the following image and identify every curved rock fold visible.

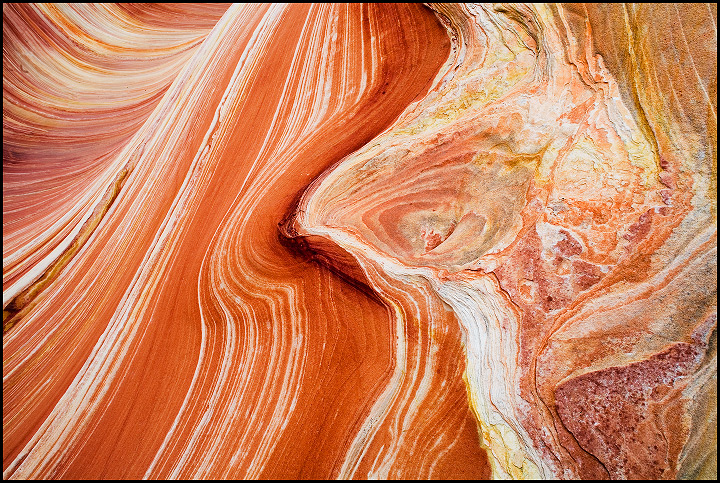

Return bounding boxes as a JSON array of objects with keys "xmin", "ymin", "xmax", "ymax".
[{"xmin": 3, "ymin": 3, "xmax": 716, "ymax": 480}]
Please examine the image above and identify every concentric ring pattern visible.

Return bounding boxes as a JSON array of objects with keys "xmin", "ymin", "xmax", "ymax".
[{"xmin": 3, "ymin": 3, "xmax": 716, "ymax": 480}]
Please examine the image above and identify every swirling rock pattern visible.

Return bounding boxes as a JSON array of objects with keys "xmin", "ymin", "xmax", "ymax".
[{"xmin": 3, "ymin": 3, "xmax": 716, "ymax": 480}]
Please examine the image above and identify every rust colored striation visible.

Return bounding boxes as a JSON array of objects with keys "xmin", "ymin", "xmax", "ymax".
[
  {"xmin": 288, "ymin": 2, "xmax": 716, "ymax": 480},
  {"xmin": 3, "ymin": 3, "xmax": 492, "ymax": 480},
  {"xmin": 3, "ymin": 2, "xmax": 717, "ymax": 481}
]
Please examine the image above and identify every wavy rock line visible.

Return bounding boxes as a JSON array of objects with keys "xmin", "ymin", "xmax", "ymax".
[
  {"xmin": 3, "ymin": 2, "xmax": 716, "ymax": 480},
  {"xmin": 288, "ymin": 3, "xmax": 716, "ymax": 479},
  {"xmin": 3, "ymin": 4, "xmax": 230, "ymax": 317},
  {"xmin": 4, "ymin": 3, "xmax": 489, "ymax": 479}
]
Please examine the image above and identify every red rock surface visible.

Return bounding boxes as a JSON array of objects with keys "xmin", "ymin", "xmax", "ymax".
[{"xmin": 3, "ymin": 3, "xmax": 716, "ymax": 480}]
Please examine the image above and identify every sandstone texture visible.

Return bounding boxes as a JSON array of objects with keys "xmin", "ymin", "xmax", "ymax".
[{"xmin": 3, "ymin": 3, "xmax": 716, "ymax": 479}]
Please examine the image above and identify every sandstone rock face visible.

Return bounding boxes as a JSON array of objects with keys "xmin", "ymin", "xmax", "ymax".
[{"xmin": 3, "ymin": 3, "xmax": 716, "ymax": 480}]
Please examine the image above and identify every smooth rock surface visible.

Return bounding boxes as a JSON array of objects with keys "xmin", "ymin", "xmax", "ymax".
[{"xmin": 3, "ymin": 3, "xmax": 716, "ymax": 480}]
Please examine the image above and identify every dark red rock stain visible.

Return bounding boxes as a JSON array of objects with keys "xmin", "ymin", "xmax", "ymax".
[
  {"xmin": 554, "ymin": 342, "xmax": 704, "ymax": 479},
  {"xmin": 623, "ymin": 210, "xmax": 653, "ymax": 243},
  {"xmin": 571, "ymin": 259, "xmax": 603, "ymax": 291},
  {"xmin": 555, "ymin": 229, "xmax": 583, "ymax": 257}
]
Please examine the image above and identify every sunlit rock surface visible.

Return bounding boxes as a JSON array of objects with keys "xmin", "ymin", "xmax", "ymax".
[{"xmin": 3, "ymin": 3, "xmax": 716, "ymax": 480}]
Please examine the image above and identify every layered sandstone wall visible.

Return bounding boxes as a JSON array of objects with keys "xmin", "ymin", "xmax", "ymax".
[{"xmin": 3, "ymin": 3, "xmax": 716, "ymax": 479}]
